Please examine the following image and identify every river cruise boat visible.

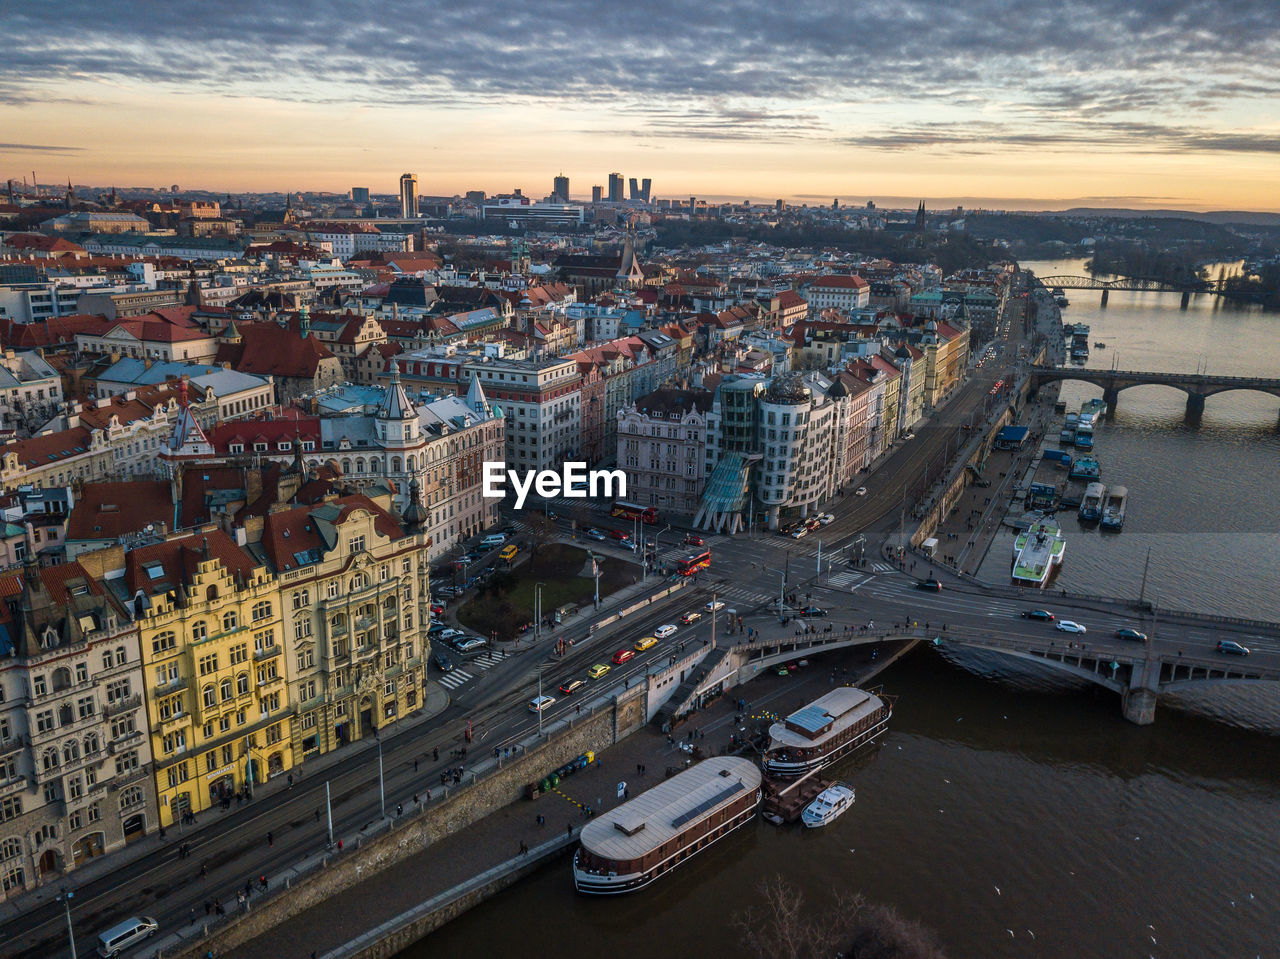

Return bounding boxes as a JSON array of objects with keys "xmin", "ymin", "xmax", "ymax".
[
  {"xmin": 801, "ymin": 783, "xmax": 855, "ymax": 829},
  {"xmin": 1012, "ymin": 517, "xmax": 1067, "ymax": 587},
  {"xmin": 1068, "ymin": 456, "xmax": 1101, "ymax": 481},
  {"xmin": 572, "ymin": 757, "xmax": 761, "ymax": 895},
  {"xmin": 762, "ymin": 686, "xmax": 892, "ymax": 778},
  {"xmin": 1100, "ymin": 485, "xmax": 1128, "ymax": 531},
  {"xmin": 1078, "ymin": 482, "xmax": 1106, "ymax": 522}
]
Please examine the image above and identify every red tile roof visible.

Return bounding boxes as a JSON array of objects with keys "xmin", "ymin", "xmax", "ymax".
[
  {"xmin": 4, "ymin": 426, "xmax": 97, "ymax": 469},
  {"xmin": 124, "ymin": 528, "xmax": 260, "ymax": 597},
  {"xmin": 214, "ymin": 322, "xmax": 335, "ymax": 378},
  {"xmin": 66, "ymin": 480, "xmax": 171, "ymax": 541}
]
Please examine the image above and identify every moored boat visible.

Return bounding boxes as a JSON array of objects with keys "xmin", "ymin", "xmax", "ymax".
[
  {"xmin": 573, "ymin": 756, "xmax": 762, "ymax": 895},
  {"xmin": 1012, "ymin": 516, "xmax": 1067, "ymax": 587},
  {"xmin": 1068, "ymin": 456, "xmax": 1101, "ymax": 481},
  {"xmin": 763, "ymin": 687, "xmax": 892, "ymax": 778},
  {"xmin": 1100, "ymin": 485, "xmax": 1128, "ymax": 531},
  {"xmin": 1078, "ymin": 482, "xmax": 1106, "ymax": 522},
  {"xmin": 801, "ymin": 783, "xmax": 855, "ymax": 828}
]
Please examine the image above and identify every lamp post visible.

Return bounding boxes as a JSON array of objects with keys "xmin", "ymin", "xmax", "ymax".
[
  {"xmin": 536, "ymin": 665, "xmax": 548, "ymax": 736},
  {"xmin": 652, "ymin": 524, "xmax": 671, "ymax": 575},
  {"xmin": 325, "ymin": 780, "xmax": 334, "ymax": 847},
  {"xmin": 534, "ymin": 583, "xmax": 545, "ymax": 642},
  {"xmin": 56, "ymin": 888, "xmax": 77, "ymax": 959}
]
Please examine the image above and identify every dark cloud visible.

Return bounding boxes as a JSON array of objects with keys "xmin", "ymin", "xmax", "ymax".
[
  {"xmin": 0, "ymin": 142, "xmax": 83, "ymax": 153},
  {"xmin": 3, "ymin": 0, "xmax": 1279, "ymax": 154}
]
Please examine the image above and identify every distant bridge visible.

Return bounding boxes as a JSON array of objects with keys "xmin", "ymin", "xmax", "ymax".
[
  {"xmin": 1038, "ymin": 274, "xmax": 1224, "ymax": 307},
  {"xmin": 1028, "ymin": 365, "xmax": 1280, "ymax": 418}
]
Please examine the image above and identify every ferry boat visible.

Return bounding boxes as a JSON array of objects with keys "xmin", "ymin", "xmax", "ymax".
[
  {"xmin": 1068, "ymin": 456, "xmax": 1101, "ymax": 481},
  {"xmin": 572, "ymin": 756, "xmax": 761, "ymax": 895},
  {"xmin": 1100, "ymin": 485, "xmax": 1128, "ymax": 531},
  {"xmin": 801, "ymin": 783, "xmax": 855, "ymax": 829},
  {"xmin": 763, "ymin": 687, "xmax": 893, "ymax": 778},
  {"xmin": 1012, "ymin": 517, "xmax": 1067, "ymax": 587},
  {"xmin": 1078, "ymin": 482, "xmax": 1106, "ymax": 522}
]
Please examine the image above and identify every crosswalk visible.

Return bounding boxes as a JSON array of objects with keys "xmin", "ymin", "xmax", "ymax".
[
  {"xmin": 871, "ymin": 563, "xmax": 897, "ymax": 573},
  {"xmin": 435, "ymin": 649, "xmax": 510, "ymax": 691}
]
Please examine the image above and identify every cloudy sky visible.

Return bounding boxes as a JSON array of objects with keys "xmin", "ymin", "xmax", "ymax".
[{"xmin": 4, "ymin": 0, "xmax": 1280, "ymax": 210}]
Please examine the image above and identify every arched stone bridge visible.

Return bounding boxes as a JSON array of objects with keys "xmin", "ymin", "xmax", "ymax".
[{"xmin": 1028, "ymin": 365, "xmax": 1280, "ymax": 417}]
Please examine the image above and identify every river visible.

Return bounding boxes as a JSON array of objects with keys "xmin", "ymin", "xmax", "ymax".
[{"xmin": 398, "ymin": 258, "xmax": 1280, "ymax": 959}]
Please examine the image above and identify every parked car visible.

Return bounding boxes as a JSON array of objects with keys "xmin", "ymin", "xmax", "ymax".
[
  {"xmin": 655, "ymin": 624, "xmax": 678, "ymax": 639},
  {"xmin": 775, "ymin": 665, "xmax": 790, "ymax": 676},
  {"xmin": 1021, "ymin": 609, "xmax": 1055, "ymax": 621},
  {"xmin": 1216, "ymin": 640, "xmax": 1250, "ymax": 655},
  {"xmin": 451, "ymin": 637, "xmax": 486, "ymax": 653},
  {"xmin": 1055, "ymin": 620, "xmax": 1086, "ymax": 634},
  {"xmin": 800, "ymin": 606, "xmax": 827, "ymax": 617},
  {"xmin": 586, "ymin": 528, "xmax": 607, "ymax": 541},
  {"xmin": 679, "ymin": 611, "xmax": 702, "ymax": 625},
  {"xmin": 430, "ymin": 603, "xmax": 445, "ymax": 616},
  {"xmin": 915, "ymin": 579, "xmax": 943, "ymax": 591},
  {"xmin": 427, "ymin": 623, "xmax": 448, "ymax": 636},
  {"xmin": 1115, "ymin": 627, "xmax": 1147, "ymax": 641},
  {"xmin": 439, "ymin": 628, "xmax": 465, "ymax": 640},
  {"xmin": 558, "ymin": 679, "xmax": 584, "ymax": 696}
]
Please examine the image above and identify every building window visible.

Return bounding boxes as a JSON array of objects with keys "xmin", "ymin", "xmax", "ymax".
[
  {"xmin": 252, "ymin": 601, "xmax": 272, "ymax": 622},
  {"xmin": 198, "ymin": 654, "xmax": 218, "ymax": 676},
  {"xmin": 202, "ymin": 685, "xmax": 216, "ymax": 708},
  {"xmin": 222, "ymin": 611, "xmax": 238, "ymax": 632}
]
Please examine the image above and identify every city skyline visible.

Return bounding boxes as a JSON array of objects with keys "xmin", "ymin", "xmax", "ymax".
[{"xmin": 4, "ymin": 0, "xmax": 1280, "ymax": 211}]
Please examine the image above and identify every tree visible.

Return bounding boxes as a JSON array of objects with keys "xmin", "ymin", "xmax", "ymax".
[{"xmin": 735, "ymin": 875, "xmax": 947, "ymax": 959}]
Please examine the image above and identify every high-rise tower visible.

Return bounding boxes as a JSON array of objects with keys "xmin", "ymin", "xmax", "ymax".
[{"xmin": 400, "ymin": 173, "xmax": 418, "ymax": 218}]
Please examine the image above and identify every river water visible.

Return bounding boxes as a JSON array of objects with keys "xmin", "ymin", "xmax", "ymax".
[{"xmin": 399, "ymin": 258, "xmax": 1280, "ymax": 959}]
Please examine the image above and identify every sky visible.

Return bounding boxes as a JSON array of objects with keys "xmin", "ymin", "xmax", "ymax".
[{"xmin": 4, "ymin": 0, "xmax": 1280, "ymax": 211}]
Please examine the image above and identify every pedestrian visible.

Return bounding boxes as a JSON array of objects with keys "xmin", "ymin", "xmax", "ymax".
[
  {"xmin": 287, "ymin": 772, "xmax": 294, "ymax": 789},
  {"xmin": 426, "ymin": 787, "xmax": 432, "ymax": 801},
  {"xmin": 396, "ymin": 802, "xmax": 403, "ymax": 817},
  {"xmin": 567, "ymin": 822, "xmax": 573, "ymax": 837},
  {"xmin": 215, "ymin": 901, "xmax": 225, "ymax": 916},
  {"xmin": 260, "ymin": 874, "xmax": 268, "ymax": 891},
  {"xmin": 267, "ymin": 830, "xmax": 273, "ymax": 847},
  {"xmin": 414, "ymin": 759, "xmax": 419, "ymax": 772},
  {"xmin": 204, "ymin": 900, "xmax": 212, "ymax": 916},
  {"xmin": 414, "ymin": 793, "xmax": 420, "ymax": 807},
  {"xmin": 433, "ymin": 746, "xmax": 439, "ymax": 762},
  {"xmin": 199, "ymin": 862, "xmax": 208, "ymax": 879},
  {"xmin": 338, "ymin": 839, "xmax": 344, "ymax": 852},
  {"xmin": 519, "ymin": 840, "xmax": 528, "ymax": 855},
  {"xmin": 315, "ymin": 808, "xmax": 321, "ymax": 822}
]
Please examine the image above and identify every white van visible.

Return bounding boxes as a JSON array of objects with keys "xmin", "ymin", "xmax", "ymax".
[
  {"xmin": 479, "ymin": 533, "xmax": 506, "ymax": 549},
  {"xmin": 97, "ymin": 916, "xmax": 158, "ymax": 957}
]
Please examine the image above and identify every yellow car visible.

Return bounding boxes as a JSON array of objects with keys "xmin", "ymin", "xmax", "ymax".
[
  {"xmin": 588, "ymin": 664, "xmax": 611, "ymax": 680},
  {"xmin": 633, "ymin": 636, "xmax": 658, "ymax": 653}
]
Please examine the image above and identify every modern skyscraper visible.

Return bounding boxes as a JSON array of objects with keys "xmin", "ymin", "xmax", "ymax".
[
  {"xmin": 607, "ymin": 173, "xmax": 624, "ymax": 203},
  {"xmin": 553, "ymin": 174, "xmax": 570, "ymax": 203},
  {"xmin": 640, "ymin": 178, "xmax": 652, "ymax": 202},
  {"xmin": 351, "ymin": 186, "xmax": 370, "ymax": 203},
  {"xmin": 592, "ymin": 185, "xmax": 603, "ymax": 204},
  {"xmin": 400, "ymin": 173, "xmax": 418, "ymax": 218},
  {"xmin": 628, "ymin": 177, "xmax": 639, "ymax": 200}
]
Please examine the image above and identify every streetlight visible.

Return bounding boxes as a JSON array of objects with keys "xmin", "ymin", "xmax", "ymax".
[
  {"xmin": 56, "ymin": 888, "xmax": 77, "ymax": 959},
  {"xmin": 536, "ymin": 665, "xmax": 548, "ymax": 736},
  {"xmin": 534, "ymin": 583, "xmax": 545, "ymax": 642}
]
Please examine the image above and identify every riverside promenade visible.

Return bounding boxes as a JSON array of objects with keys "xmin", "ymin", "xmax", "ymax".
[{"xmin": 235, "ymin": 642, "xmax": 906, "ymax": 959}]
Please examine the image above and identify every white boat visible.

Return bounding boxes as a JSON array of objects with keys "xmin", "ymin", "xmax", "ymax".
[
  {"xmin": 801, "ymin": 783, "xmax": 855, "ymax": 828},
  {"xmin": 1100, "ymin": 485, "xmax": 1127, "ymax": 531},
  {"xmin": 1078, "ymin": 482, "xmax": 1106, "ymax": 522},
  {"xmin": 1012, "ymin": 517, "xmax": 1066, "ymax": 588}
]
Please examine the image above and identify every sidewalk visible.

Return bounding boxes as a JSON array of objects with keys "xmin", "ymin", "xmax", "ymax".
[{"xmin": 0, "ymin": 682, "xmax": 451, "ymax": 925}]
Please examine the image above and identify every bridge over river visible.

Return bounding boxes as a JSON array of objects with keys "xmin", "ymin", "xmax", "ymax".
[
  {"xmin": 1028, "ymin": 365, "xmax": 1280, "ymax": 418},
  {"xmin": 1038, "ymin": 274, "xmax": 1242, "ymax": 307}
]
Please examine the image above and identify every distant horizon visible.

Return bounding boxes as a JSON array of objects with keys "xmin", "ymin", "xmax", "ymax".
[{"xmin": 12, "ymin": 180, "xmax": 1280, "ymax": 218}]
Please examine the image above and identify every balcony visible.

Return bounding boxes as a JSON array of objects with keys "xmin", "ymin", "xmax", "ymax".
[
  {"xmin": 108, "ymin": 767, "xmax": 149, "ymax": 792},
  {"xmin": 253, "ymin": 644, "xmax": 282, "ymax": 661},
  {"xmin": 0, "ymin": 774, "xmax": 28, "ymax": 799},
  {"xmin": 153, "ymin": 677, "xmax": 189, "ymax": 698},
  {"xmin": 103, "ymin": 694, "xmax": 143, "ymax": 717}
]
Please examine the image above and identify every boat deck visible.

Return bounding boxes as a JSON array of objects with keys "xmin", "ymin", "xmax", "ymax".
[{"xmin": 761, "ymin": 769, "xmax": 830, "ymax": 825}]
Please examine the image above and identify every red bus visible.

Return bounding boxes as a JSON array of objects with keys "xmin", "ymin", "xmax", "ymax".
[
  {"xmin": 611, "ymin": 501, "xmax": 659, "ymax": 525},
  {"xmin": 677, "ymin": 550, "xmax": 712, "ymax": 577}
]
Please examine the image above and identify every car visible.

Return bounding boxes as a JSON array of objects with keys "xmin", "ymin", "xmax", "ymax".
[
  {"xmin": 619, "ymin": 536, "xmax": 635, "ymax": 550},
  {"xmin": 684, "ymin": 534, "xmax": 705, "ymax": 546},
  {"xmin": 775, "ymin": 665, "xmax": 790, "ymax": 676},
  {"xmin": 430, "ymin": 603, "xmax": 445, "ymax": 615},
  {"xmin": 1217, "ymin": 640, "xmax": 1250, "ymax": 656},
  {"xmin": 804, "ymin": 517, "xmax": 822, "ymax": 531},
  {"xmin": 1115, "ymin": 627, "xmax": 1148, "ymax": 642},
  {"xmin": 612, "ymin": 648, "xmax": 635, "ymax": 665},
  {"xmin": 608, "ymin": 528, "xmax": 627, "ymax": 540},
  {"xmin": 558, "ymin": 679, "xmax": 585, "ymax": 696},
  {"xmin": 432, "ymin": 651, "xmax": 454, "ymax": 673},
  {"xmin": 904, "ymin": 432, "xmax": 916, "ymax": 441},
  {"xmin": 791, "ymin": 527, "xmax": 809, "ymax": 539},
  {"xmin": 528, "ymin": 695, "xmax": 556, "ymax": 713},
  {"xmin": 915, "ymin": 579, "xmax": 943, "ymax": 591},
  {"xmin": 588, "ymin": 663, "xmax": 611, "ymax": 679},
  {"xmin": 452, "ymin": 637, "xmax": 487, "ymax": 653},
  {"xmin": 704, "ymin": 600, "xmax": 725, "ymax": 613},
  {"xmin": 586, "ymin": 528, "xmax": 607, "ymax": 541},
  {"xmin": 634, "ymin": 636, "xmax": 659, "ymax": 652},
  {"xmin": 786, "ymin": 662, "xmax": 798, "ymax": 672},
  {"xmin": 679, "ymin": 611, "xmax": 702, "ymax": 625},
  {"xmin": 439, "ymin": 628, "xmax": 465, "ymax": 639},
  {"xmin": 1021, "ymin": 609, "xmax": 1055, "ymax": 621},
  {"xmin": 455, "ymin": 553, "xmax": 477, "ymax": 565},
  {"xmin": 1055, "ymin": 620, "xmax": 1086, "ymax": 634},
  {"xmin": 654, "ymin": 624, "xmax": 677, "ymax": 639},
  {"xmin": 817, "ymin": 513, "xmax": 834, "ymax": 525},
  {"xmin": 427, "ymin": 623, "xmax": 448, "ymax": 635},
  {"xmin": 800, "ymin": 606, "xmax": 827, "ymax": 617},
  {"xmin": 854, "ymin": 486, "xmax": 867, "ymax": 496}
]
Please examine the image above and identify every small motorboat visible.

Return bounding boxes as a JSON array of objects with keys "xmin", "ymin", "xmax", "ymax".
[{"xmin": 801, "ymin": 783, "xmax": 855, "ymax": 828}]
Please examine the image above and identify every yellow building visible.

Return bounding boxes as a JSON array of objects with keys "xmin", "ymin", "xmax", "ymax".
[
  {"xmin": 260, "ymin": 489, "xmax": 430, "ymax": 760},
  {"xmin": 923, "ymin": 320, "xmax": 970, "ymax": 409},
  {"xmin": 127, "ymin": 529, "xmax": 292, "ymax": 827}
]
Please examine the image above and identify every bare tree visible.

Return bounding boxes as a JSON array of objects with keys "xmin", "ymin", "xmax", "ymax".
[{"xmin": 736, "ymin": 875, "xmax": 947, "ymax": 959}]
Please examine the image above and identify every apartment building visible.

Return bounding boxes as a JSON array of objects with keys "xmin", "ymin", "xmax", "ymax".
[
  {"xmin": 468, "ymin": 356, "xmax": 581, "ymax": 473},
  {"xmin": 616, "ymin": 389, "xmax": 713, "ymax": 516}
]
